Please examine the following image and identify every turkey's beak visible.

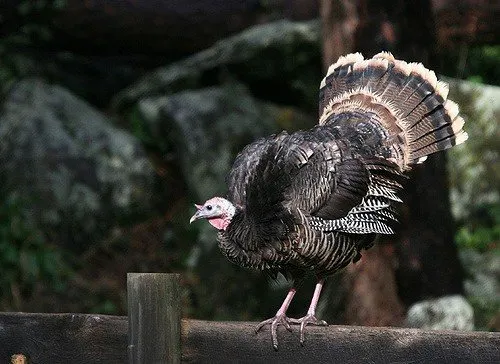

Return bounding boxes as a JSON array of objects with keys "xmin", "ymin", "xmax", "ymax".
[{"xmin": 189, "ymin": 204, "xmax": 204, "ymax": 224}]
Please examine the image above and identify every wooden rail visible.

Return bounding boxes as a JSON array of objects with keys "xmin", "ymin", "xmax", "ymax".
[{"xmin": 0, "ymin": 273, "xmax": 498, "ymax": 363}]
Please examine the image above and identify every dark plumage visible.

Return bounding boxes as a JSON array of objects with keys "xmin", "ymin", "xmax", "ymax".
[{"xmin": 190, "ymin": 52, "xmax": 467, "ymax": 349}]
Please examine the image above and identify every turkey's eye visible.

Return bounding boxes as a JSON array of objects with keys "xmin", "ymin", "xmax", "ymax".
[{"xmin": 206, "ymin": 205, "xmax": 213, "ymax": 211}]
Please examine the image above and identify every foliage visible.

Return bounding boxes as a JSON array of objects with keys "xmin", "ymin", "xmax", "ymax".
[
  {"xmin": 0, "ymin": 193, "xmax": 70, "ymax": 310},
  {"xmin": 455, "ymin": 204, "xmax": 500, "ymax": 252},
  {"xmin": 464, "ymin": 46, "xmax": 500, "ymax": 86},
  {"xmin": 439, "ymin": 45, "xmax": 500, "ymax": 86}
]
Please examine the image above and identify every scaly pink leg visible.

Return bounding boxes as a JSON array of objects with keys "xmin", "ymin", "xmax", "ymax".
[
  {"xmin": 255, "ymin": 287, "xmax": 296, "ymax": 350},
  {"xmin": 289, "ymin": 279, "xmax": 328, "ymax": 344}
]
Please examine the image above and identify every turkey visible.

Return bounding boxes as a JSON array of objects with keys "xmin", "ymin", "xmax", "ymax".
[{"xmin": 189, "ymin": 52, "xmax": 467, "ymax": 349}]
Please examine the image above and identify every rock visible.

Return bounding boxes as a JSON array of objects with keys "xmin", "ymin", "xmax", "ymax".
[
  {"xmin": 0, "ymin": 79, "xmax": 155, "ymax": 249},
  {"xmin": 138, "ymin": 83, "xmax": 313, "ymax": 198},
  {"xmin": 446, "ymin": 79, "xmax": 500, "ymax": 221},
  {"xmin": 406, "ymin": 295, "xmax": 475, "ymax": 331},
  {"xmin": 460, "ymin": 249, "xmax": 500, "ymax": 300},
  {"xmin": 0, "ymin": 46, "xmax": 148, "ymax": 108},
  {"xmin": 459, "ymin": 248, "xmax": 500, "ymax": 330},
  {"xmin": 114, "ymin": 20, "xmax": 322, "ymax": 112}
]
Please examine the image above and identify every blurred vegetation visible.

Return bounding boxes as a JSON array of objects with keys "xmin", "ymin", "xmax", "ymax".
[
  {"xmin": 455, "ymin": 204, "xmax": 500, "ymax": 252},
  {"xmin": 0, "ymin": 0, "xmax": 64, "ymax": 95},
  {"xmin": 443, "ymin": 49, "xmax": 500, "ymax": 331},
  {"xmin": 447, "ymin": 75, "xmax": 499, "ymax": 255},
  {"xmin": 465, "ymin": 46, "xmax": 500, "ymax": 85},
  {"xmin": 440, "ymin": 45, "xmax": 500, "ymax": 86},
  {"xmin": 0, "ymin": 193, "xmax": 70, "ymax": 310},
  {"xmin": 469, "ymin": 296, "xmax": 500, "ymax": 331}
]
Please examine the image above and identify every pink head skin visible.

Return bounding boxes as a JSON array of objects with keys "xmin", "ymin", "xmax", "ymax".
[{"xmin": 189, "ymin": 197, "xmax": 236, "ymax": 230}]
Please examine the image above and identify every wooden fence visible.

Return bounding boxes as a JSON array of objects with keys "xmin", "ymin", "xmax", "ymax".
[{"xmin": 0, "ymin": 273, "xmax": 499, "ymax": 363}]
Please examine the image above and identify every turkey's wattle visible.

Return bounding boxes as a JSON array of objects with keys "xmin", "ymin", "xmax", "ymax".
[{"xmin": 190, "ymin": 52, "xmax": 467, "ymax": 350}]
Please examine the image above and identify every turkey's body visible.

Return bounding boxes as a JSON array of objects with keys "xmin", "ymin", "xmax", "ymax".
[
  {"xmin": 217, "ymin": 123, "xmax": 384, "ymax": 279},
  {"xmin": 190, "ymin": 52, "xmax": 467, "ymax": 349}
]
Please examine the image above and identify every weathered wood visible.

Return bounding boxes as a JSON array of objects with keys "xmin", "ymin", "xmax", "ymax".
[
  {"xmin": 0, "ymin": 313, "xmax": 499, "ymax": 363},
  {"xmin": 182, "ymin": 320, "xmax": 500, "ymax": 363},
  {"xmin": 127, "ymin": 273, "xmax": 181, "ymax": 364},
  {"xmin": 0, "ymin": 313, "xmax": 127, "ymax": 363}
]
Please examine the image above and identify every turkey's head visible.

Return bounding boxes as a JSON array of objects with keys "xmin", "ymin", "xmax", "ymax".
[{"xmin": 189, "ymin": 197, "xmax": 235, "ymax": 230}]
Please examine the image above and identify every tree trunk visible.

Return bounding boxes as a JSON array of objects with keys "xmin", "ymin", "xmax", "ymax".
[
  {"xmin": 320, "ymin": 0, "xmax": 464, "ymax": 326},
  {"xmin": 343, "ymin": 245, "xmax": 405, "ymax": 326},
  {"xmin": 397, "ymin": 154, "xmax": 465, "ymax": 305},
  {"xmin": 432, "ymin": 0, "xmax": 500, "ymax": 48},
  {"xmin": 319, "ymin": 0, "xmax": 359, "ymax": 71}
]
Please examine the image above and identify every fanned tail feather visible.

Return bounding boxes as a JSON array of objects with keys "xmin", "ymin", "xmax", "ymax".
[{"xmin": 319, "ymin": 52, "xmax": 468, "ymax": 170}]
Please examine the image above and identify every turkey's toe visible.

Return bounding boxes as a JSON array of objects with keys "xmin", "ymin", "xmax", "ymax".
[
  {"xmin": 255, "ymin": 314, "xmax": 294, "ymax": 350},
  {"xmin": 289, "ymin": 314, "xmax": 328, "ymax": 344}
]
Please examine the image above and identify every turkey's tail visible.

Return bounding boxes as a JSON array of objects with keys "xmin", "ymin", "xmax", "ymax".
[{"xmin": 319, "ymin": 52, "xmax": 467, "ymax": 170}]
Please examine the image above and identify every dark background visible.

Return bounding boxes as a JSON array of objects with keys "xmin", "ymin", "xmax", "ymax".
[{"xmin": 0, "ymin": 0, "xmax": 498, "ymax": 331}]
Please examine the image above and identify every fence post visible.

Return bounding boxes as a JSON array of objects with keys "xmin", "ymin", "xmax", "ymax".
[{"xmin": 127, "ymin": 273, "xmax": 181, "ymax": 364}]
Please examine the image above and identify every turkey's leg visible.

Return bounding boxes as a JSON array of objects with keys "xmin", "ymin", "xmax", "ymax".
[
  {"xmin": 289, "ymin": 279, "xmax": 328, "ymax": 344},
  {"xmin": 255, "ymin": 287, "xmax": 296, "ymax": 350}
]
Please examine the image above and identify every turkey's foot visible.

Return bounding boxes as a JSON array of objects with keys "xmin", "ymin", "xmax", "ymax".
[
  {"xmin": 255, "ymin": 314, "xmax": 294, "ymax": 350},
  {"xmin": 288, "ymin": 314, "xmax": 328, "ymax": 345}
]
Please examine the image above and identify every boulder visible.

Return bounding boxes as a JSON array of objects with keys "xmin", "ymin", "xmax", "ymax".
[
  {"xmin": 0, "ymin": 79, "xmax": 155, "ymax": 249},
  {"xmin": 406, "ymin": 295, "xmax": 475, "ymax": 331},
  {"xmin": 460, "ymin": 249, "xmax": 500, "ymax": 300},
  {"xmin": 446, "ymin": 79, "xmax": 500, "ymax": 221},
  {"xmin": 137, "ymin": 83, "xmax": 313, "ymax": 201},
  {"xmin": 114, "ymin": 20, "xmax": 322, "ymax": 112},
  {"xmin": 460, "ymin": 248, "xmax": 500, "ymax": 330}
]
